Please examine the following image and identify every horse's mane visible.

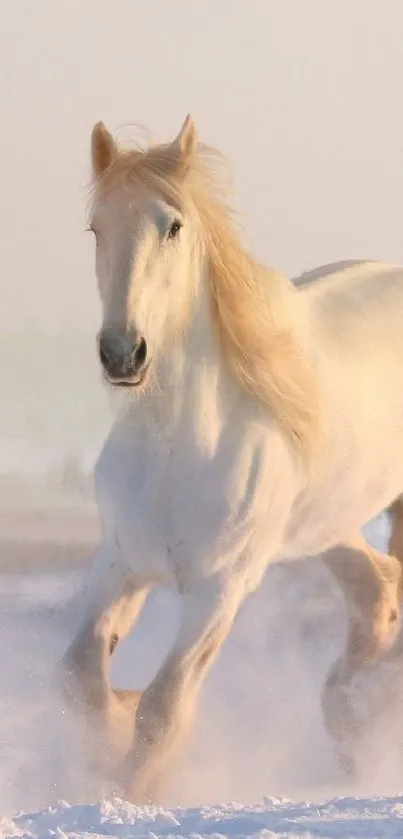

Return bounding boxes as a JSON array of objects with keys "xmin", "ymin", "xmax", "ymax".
[{"xmin": 90, "ymin": 137, "xmax": 321, "ymax": 459}]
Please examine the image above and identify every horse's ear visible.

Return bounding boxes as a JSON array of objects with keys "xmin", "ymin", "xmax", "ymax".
[
  {"xmin": 171, "ymin": 114, "xmax": 198, "ymax": 173},
  {"xmin": 91, "ymin": 121, "xmax": 117, "ymax": 178}
]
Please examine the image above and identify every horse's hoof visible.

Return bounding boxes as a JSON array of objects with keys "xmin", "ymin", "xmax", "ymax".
[
  {"xmin": 53, "ymin": 656, "xmax": 109, "ymax": 717},
  {"xmin": 337, "ymin": 750, "xmax": 357, "ymax": 778},
  {"xmin": 113, "ymin": 688, "xmax": 142, "ymax": 714},
  {"xmin": 53, "ymin": 657, "xmax": 80, "ymax": 708}
]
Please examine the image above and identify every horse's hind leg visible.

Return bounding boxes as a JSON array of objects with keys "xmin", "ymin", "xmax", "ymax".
[
  {"xmin": 387, "ymin": 496, "xmax": 403, "ymax": 574},
  {"xmin": 321, "ymin": 531, "xmax": 402, "ymax": 775}
]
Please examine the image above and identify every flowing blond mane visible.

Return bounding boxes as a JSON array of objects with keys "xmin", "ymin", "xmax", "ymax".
[{"xmin": 90, "ymin": 136, "xmax": 321, "ymax": 459}]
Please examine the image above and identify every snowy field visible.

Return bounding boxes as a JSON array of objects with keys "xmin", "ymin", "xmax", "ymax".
[
  {"xmin": 2, "ymin": 511, "xmax": 403, "ymax": 838},
  {"xmin": 4, "ymin": 794, "xmax": 403, "ymax": 839}
]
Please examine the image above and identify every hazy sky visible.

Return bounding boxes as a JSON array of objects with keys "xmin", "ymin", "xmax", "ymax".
[{"xmin": 1, "ymin": 0, "xmax": 403, "ymax": 330}]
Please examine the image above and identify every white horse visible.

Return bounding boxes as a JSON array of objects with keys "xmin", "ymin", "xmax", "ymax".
[{"xmin": 61, "ymin": 115, "xmax": 403, "ymax": 802}]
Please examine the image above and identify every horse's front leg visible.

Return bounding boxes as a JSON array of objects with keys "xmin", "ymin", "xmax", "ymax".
[
  {"xmin": 119, "ymin": 571, "xmax": 247, "ymax": 804},
  {"xmin": 58, "ymin": 538, "xmax": 147, "ymax": 747}
]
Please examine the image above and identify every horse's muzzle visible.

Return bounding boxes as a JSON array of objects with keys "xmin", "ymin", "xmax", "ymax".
[{"xmin": 98, "ymin": 328, "xmax": 148, "ymax": 386}]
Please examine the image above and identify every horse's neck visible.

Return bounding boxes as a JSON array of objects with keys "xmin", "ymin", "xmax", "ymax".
[
  {"xmin": 163, "ymin": 290, "xmax": 232, "ymax": 430},
  {"xmin": 128, "ymin": 273, "xmax": 242, "ymax": 449},
  {"xmin": 125, "ymin": 262, "xmax": 308, "ymax": 454}
]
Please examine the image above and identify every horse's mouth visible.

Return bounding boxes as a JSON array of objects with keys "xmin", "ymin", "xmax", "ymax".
[{"xmin": 103, "ymin": 366, "xmax": 149, "ymax": 389}]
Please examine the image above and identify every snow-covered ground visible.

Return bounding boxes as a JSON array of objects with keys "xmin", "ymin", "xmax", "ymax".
[
  {"xmin": 2, "ymin": 512, "xmax": 403, "ymax": 837},
  {"xmin": 4, "ymin": 794, "xmax": 403, "ymax": 839}
]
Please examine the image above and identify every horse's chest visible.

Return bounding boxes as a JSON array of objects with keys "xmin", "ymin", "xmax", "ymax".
[{"xmin": 96, "ymin": 423, "xmax": 275, "ymax": 583}]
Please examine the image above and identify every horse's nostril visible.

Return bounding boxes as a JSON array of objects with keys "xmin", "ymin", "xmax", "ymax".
[
  {"xmin": 99, "ymin": 339, "xmax": 115, "ymax": 371},
  {"xmin": 99, "ymin": 345, "xmax": 109, "ymax": 367},
  {"xmin": 99, "ymin": 331, "xmax": 147, "ymax": 380},
  {"xmin": 132, "ymin": 336, "xmax": 147, "ymax": 371}
]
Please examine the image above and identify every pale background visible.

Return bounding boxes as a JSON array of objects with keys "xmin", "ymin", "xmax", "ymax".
[
  {"xmin": 1, "ymin": 0, "xmax": 402, "ymax": 500},
  {"xmin": 2, "ymin": 0, "xmax": 403, "ymax": 331}
]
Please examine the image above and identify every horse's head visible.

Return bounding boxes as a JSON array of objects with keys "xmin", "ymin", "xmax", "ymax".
[
  {"xmin": 89, "ymin": 115, "xmax": 200, "ymax": 388},
  {"xmin": 88, "ymin": 115, "xmax": 320, "ymax": 455}
]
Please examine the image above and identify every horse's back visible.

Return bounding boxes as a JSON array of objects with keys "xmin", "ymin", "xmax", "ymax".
[
  {"xmin": 293, "ymin": 259, "xmax": 403, "ymax": 302},
  {"xmin": 294, "ymin": 260, "xmax": 403, "ymax": 358},
  {"xmin": 292, "ymin": 259, "xmax": 372, "ymax": 289},
  {"xmin": 286, "ymin": 259, "xmax": 403, "ymax": 552}
]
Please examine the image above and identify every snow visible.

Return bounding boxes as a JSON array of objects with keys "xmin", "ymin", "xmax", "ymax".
[
  {"xmin": 1, "ymin": 512, "xmax": 403, "ymax": 838},
  {"xmin": 3, "ymin": 795, "xmax": 403, "ymax": 839}
]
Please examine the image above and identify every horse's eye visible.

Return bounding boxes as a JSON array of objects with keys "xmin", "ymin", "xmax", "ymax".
[{"xmin": 167, "ymin": 219, "xmax": 182, "ymax": 240}]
